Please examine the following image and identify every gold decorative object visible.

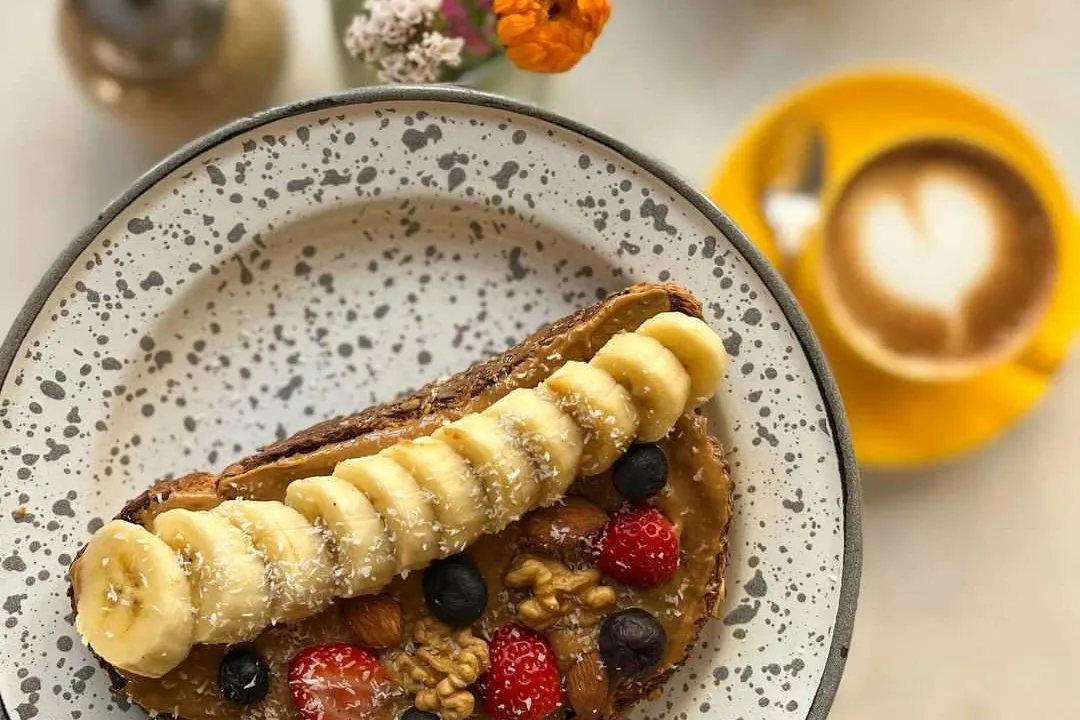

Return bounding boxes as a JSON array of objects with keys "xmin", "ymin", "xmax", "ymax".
[
  {"xmin": 504, "ymin": 554, "xmax": 616, "ymax": 631},
  {"xmin": 58, "ymin": 0, "xmax": 286, "ymax": 148}
]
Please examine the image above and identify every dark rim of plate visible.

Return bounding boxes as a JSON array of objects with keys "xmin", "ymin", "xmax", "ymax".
[{"xmin": 0, "ymin": 85, "xmax": 861, "ymax": 720}]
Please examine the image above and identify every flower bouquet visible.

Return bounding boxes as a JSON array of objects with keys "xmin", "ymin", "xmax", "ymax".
[{"xmin": 341, "ymin": 0, "xmax": 611, "ymax": 87}]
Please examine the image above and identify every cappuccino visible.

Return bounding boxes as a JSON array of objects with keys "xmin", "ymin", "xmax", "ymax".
[{"xmin": 820, "ymin": 140, "xmax": 1056, "ymax": 380}]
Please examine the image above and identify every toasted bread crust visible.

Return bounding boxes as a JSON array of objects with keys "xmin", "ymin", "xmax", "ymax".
[
  {"xmin": 69, "ymin": 283, "xmax": 730, "ymax": 720},
  {"xmin": 224, "ymin": 283, "xmax": 703, "ymax": 475}
]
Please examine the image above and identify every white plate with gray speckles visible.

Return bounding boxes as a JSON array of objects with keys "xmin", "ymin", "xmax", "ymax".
[{"xmin": 0, "ymin": 87, "xmax": 860, "ymax": 720}]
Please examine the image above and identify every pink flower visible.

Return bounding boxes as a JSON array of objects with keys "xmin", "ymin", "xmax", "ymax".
[{"xmin": 441, "ymin": 0, "xmax": 496, "ymax": 56}]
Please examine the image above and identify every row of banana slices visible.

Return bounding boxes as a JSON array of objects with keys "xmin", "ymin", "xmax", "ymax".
[{"xmin": 74, "ymin": 312, "xmax": 727, "ymax": 678}]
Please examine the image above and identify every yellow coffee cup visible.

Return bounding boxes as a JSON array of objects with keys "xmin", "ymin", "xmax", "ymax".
[{"xmin": 708, "ymin": 68, "xmax": 1080, "ymax": 467}]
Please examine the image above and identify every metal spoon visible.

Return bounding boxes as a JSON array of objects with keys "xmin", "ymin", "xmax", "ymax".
[{"xmin": 756, "ymin": 116, "xmax": 827, "ymax": 276}]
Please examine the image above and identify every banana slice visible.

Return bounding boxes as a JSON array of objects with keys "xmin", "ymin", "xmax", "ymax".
[
  {"xmin": 74, "ymin": 520, "xmax": 195, "ymax": 678},
  {"xmin": 152, "ymin": 509, "xmax": 269, "ymax": 645},
  {"xmin": 212, "ymin": 500, "xmax": 337, "ymax": 623},
  {"xmin": 383, "ymin": 437, "xmax": 489, "ymax": 553},
  {"xmin": 484, "ymin": 388, "xmax": 584, "ymax": 505},
  {"xmin": 334, "ymin": 455, "xmax": 442, "ymax": 571},
  {"xmin": 542, "ymin": 361, "xmax": 640, "ymax": 476},
  {"xmin": 590, "ymin": 333, "xmax": 691, "ymax": 442},
  {"xmin": 636, "ymin": 312, "xmax": 727, "ymax": 406},
  {"xmin": 284, "ymin": 476, "xmax": 395, "ymax": 596},
  {"xmin": 432, "ymin": 413, "xmax": 539, "ymax": 531}
]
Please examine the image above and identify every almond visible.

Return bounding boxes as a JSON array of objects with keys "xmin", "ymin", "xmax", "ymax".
[
  {"xmin": 547, "ymin": 627, "xmax": 598, "ymax": 673},
  {"xmin": 567, "ymin": 651, "xmax": 609, "ymax": 719},
  {"xmin": 341, "ymin": 594, "xmax": 403, "ymax": 649},
  {"xmin": 522, "ymin": 497, "xmax": 607, "ymax": 554}
]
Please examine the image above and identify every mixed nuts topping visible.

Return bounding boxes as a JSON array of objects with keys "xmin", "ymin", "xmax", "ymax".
[
  {"xmin": 342, "ymin": 594, "xmax": 406, "ymax": 649},
  {"xmin": 566, "ymin": 651, "xmax": 610, "ymax": 719},
  {"xmin": 504, "ymin": 554, "xmax": 616, "ymax": 631},
  {"xmin": 521, "ymin": 496, "xmax": 609, "ymax": 558},
  {"xmin": 389, "ymin": 618, "xmax": 491, "ymax": 720}
]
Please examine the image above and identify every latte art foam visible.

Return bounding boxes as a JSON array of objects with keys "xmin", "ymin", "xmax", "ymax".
[{"xmin": 858, "ymin": 168, "xmax": 997, "ymax": 314}]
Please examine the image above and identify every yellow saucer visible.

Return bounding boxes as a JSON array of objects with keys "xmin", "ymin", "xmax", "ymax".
[{"xmin": 708, "ymin": 68, "xmax": 1080, "ymax": 469}]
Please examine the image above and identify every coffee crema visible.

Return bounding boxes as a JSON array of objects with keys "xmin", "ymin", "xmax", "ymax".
[{"xmin": 820, "ymin": 140, "xmax": 1057, "ymax": 379}]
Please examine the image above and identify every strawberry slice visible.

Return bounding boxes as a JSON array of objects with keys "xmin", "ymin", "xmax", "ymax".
[
  {"xmin": 482, "ymin": 624, "xmax": 563, "ymax": 720},
  {"xmin": 597, "ymin": 506, "xmax": 680, "ymax": 588},
  {"xmin": 288, "ymin": 643, "xmax": 394, "ymax": 720}
]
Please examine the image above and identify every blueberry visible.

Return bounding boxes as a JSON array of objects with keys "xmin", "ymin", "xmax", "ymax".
[
  {"xmin": 598, "ymin": 608, "xmax": 667, "ymax": 679},
  {"xmin": 422, "ymin": 555, "xmax": 487, "ymax": 626},
  {"xmin": 217, "ymin": 648, "xmax": 270, "ymax": 705},
  {"xmin": 402, "ymin": 708, "xmax": 441, "ymax": 720},
  {"xmin": 612, "ymin": 444, "xmax": 668, "ymax": 502}
]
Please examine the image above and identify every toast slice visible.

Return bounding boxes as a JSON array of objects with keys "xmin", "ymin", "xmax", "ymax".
[{"xmin": 69, "ymin": 283, "xmax": 734, "ymax": 720}]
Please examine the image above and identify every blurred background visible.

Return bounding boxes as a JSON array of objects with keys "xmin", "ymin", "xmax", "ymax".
[{"xmin": 3, "ymin": 1, "xmax": 1080, "ymax": 718}]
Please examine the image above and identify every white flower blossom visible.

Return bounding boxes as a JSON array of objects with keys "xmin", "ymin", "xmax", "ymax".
[
  {"xmin": 390, "ymin": 0, "xmax": 441, "ymax": 27},
  {"xmin": 343, "ymin": 0, "xmax": 464, "ymax": 84},
  {"xmin": 385, "ymin": 32, "xmax": 466, "ymax": 83}
]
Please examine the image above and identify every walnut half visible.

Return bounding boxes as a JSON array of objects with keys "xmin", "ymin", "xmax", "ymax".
[
  {"xmin": 504, "ymin": 554, "xmax": 616, "ymax": 630},
  {"xmin": 389, "ymin": 618, "xmax": 490, "ymax": 720}
]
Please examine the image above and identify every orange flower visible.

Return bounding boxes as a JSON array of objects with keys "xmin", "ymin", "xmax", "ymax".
[{"xmin": 494, "ymin": 0, "xmax": 612, "ymax": 73}]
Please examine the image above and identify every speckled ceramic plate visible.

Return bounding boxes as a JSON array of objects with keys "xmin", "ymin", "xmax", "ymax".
[{"xmin": 0, "ymin": 87, "xmax": 860, "ymax": 720}]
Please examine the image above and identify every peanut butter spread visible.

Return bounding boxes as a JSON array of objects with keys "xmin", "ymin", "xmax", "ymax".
[{"xmin": 70, "ymin": 286, "xmax": 733, "ymax": 720}]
